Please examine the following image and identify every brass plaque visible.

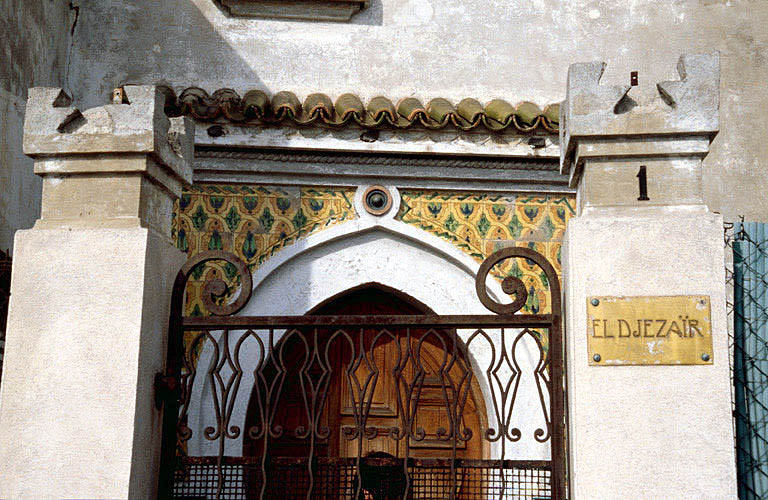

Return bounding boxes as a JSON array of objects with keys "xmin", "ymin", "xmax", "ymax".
[{"xmin": 587, "ymin": 295, "xmax": 713, "ymax": 366}]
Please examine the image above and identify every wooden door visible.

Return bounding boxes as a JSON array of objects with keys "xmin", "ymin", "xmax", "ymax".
[{"xmin": 244, "ymin": 285, "xmax": 488, "ymax": 496}]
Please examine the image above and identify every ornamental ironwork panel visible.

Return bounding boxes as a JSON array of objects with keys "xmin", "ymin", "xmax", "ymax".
[{"xmin": 157, "ymin": 247, "xmax": 566, "ymax": 499}]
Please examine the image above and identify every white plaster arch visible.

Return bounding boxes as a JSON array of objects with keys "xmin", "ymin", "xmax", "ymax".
[{"xmin": 186, "ymin": 206, "xmax": 551, "ymax": 461}]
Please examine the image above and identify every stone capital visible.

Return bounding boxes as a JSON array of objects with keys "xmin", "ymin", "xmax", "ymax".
[
  {"xmin": 559, "ymin": 53, "xmax": 720, "ymax": 210},
  {"xmin": 22, "ymin": 86, "xmax": 194, "ymax": 234}
]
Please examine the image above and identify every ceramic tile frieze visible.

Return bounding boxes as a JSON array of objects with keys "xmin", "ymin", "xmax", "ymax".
[
  {"xmin": 172, "ymin": 184, "xmax": 356, "ymax": 317},
  {"xmin": 172, "ymin": 185, "xmax": 575, "ymax": 318},
  {"xmin": 396, "ymin": 191, "xmax": 576, "ymax": 315}
]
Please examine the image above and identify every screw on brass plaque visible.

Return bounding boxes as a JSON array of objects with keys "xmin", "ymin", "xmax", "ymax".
[
  {"xmin": 591, "ymin": 298, "xmax": 600, "ymax": 306},
  {"xmin": 593, "ymin": 354, "xmax": 601, "ymax": 362},
  {"xmin": 701, "ymin": 353, "xmax": 710, "ymax": 362}
]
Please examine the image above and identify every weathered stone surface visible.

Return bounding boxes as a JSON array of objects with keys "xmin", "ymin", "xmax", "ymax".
[
  {"xmin": 562, "ymin": 49, "xmax": 736, "ymax": 498},
  {"xmin": 1, "ymin": 85, "xmax": 189, "ymax": 500},
  {"xmin": 563, "ymin": 211, "xmax": 737, "ymax": 499},
  {"xmin": 34, "ymin": 164, "xmax": 176, "ymax": 234},
  {"xmin": 22, "ymin": 86, "xmax": 195, "ymax": 232},
  {"xmin": 0, "ymin": 0, "xmax": 73, "ymax": 251},
  {"xmin": 577, "ymin": 158, "xmax": 705, "ymax": 214},
  {"xmin": 560, "ymin": 53, "xmax": 719, "ymax": 210},
  {"xmin": 0, "ymin": 227, "xmax": 184, "ymax": 499},
  {"xmin": 562, "ymin": 53, "xmax": 719, "ymax": 141},
  {"xmin": 561, "ymin": 53, "xmax": 720, "ymax": 180},
  {"xmin": 23, "ymin": 85, "xmax": 194, "ymax": 186}
]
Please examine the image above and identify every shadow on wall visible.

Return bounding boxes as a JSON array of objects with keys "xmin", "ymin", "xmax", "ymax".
[
  {"xmin": 69, "ymin": 0, "xmax": 383, "ymax": 107},
  {"xmin": 70, "ymin": 0, "xmax": 264, "ymax": 106}
]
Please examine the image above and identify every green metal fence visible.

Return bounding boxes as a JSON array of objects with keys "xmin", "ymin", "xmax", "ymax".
[{"xmin": 728, "ymin": 222, "xmax": 768, "ymax": 499}]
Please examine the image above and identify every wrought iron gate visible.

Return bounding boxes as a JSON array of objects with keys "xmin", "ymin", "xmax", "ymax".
[{"xmin": 157, "ymin": 247, "xmax": 566, "ymax": 499}]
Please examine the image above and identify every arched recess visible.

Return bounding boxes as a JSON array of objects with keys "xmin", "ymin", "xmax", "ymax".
[
  {"xmin": 185, "ymin": 219, "xmax": 551, "ymax": 460},
  {"xmin": 242, "ymin": 283, "xmax": 491, "ymax": 461}
]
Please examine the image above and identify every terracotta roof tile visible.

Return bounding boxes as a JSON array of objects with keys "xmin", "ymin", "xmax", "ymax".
[{"xmin": 164, "ymin": 87, "xmax": 559, "ymax": 133}]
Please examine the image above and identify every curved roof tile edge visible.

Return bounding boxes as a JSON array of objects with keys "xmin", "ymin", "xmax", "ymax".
[{"xmin": 161, "ymin": 87, "xmax": 560, "ymax": 133}]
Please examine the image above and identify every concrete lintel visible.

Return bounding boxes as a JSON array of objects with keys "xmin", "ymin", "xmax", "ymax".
[
  {"xmin": 194, "ymin": 122, "xmax": 561, "ymax": 159},
  {"xmin": 193, "ymin": 156, "xmax": 572, "ymax": 194}
]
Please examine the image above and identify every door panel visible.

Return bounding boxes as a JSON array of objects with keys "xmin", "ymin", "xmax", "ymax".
[{"xmin": 244, "ymin": 286, "xmax": 488, "ymax": 463}]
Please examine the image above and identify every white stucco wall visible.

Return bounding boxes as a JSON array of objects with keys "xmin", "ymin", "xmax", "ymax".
[{"xmin": 63, "ymin": 0, "xmax": 768, "ymax": 220}]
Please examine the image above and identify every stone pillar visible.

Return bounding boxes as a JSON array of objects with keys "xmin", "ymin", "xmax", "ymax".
[
  {"xmin": 561, "ymin": 53, "xmax": 738, "ymax": 499},
  {"xmin": 0, "ymin": 86, "xmax": 193, "ymax": 499}
]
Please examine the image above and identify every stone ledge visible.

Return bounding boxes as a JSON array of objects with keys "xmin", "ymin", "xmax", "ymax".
[{"xmin": 22, "ymin": 86, "xmax": 195, "ymax": 234}]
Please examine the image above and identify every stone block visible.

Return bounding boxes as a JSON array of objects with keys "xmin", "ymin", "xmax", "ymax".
[
  {"xmin": 34, "ymin": 162, "xmax": 175, "ymax": 234},
  {"xmin": 563, "ymin": 210, "xmax": 737, "ymax": 499},
  {"xmin": 23, "ymin": 85, "xmax": 194, "ymax": 190},
  {"xmin": 22, "ymin": 86, "xmax": 194, "ymax": 233},
  {"xmin": 577, "ymin": 157, "xmax": 705, "ymax": 213},
  {"xmin": 0, "ymin": 227, "xmax": 185, "ymax": 499},
  {"xmin": 560, "ymin": 53, "xmax": 720, "ymax": 191}
]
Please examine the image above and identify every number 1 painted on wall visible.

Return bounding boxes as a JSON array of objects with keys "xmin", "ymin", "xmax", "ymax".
[{"xmin": 637, "ymin": 166, "xmax": 650, "ymax": 201}]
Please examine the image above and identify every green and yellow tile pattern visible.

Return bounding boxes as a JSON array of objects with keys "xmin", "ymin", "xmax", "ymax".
[
  {"xmin": 396, "ymin": 191, "xmax": 575, "ymax": 315},
  {"xmin": 172, "ymin": 185, "xmax": 575, "ymax": 317},
  {"xmin": 172, "ymin": 184, "xmax": 356, "ymax": 317}
]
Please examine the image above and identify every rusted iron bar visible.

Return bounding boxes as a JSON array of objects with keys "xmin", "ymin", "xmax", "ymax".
[{"xmin": 182, "ymin": 313, "xmax": 555, "ymax": 329}]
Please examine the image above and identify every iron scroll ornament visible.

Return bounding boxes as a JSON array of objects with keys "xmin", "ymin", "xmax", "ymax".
[
  {"xmin": 174, "ymin": 247, "xmax": 559, "ymax": 319},
  {"xmin": 176, "ymin": 250, "xmax": 254, "ymax": 317},
  {"xmin": 475, "ymin": 246, "xmax": 561, "ymax": 315},
  {"xmin": 159, "ymin": 252, "xmax": 253, "ymax": 422},
  {"xmin": 157, "ymin": 251, "xmax": 256, "ymax": 499},
  {"xmin": 471, "ymin": 247, "xmax": 562, "ymax": 447}
]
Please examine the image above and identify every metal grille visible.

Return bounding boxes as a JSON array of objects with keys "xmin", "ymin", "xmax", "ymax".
[
  {"xmin": 172, "ymin": 457, "xmax": 551, "ymax": 499},
  {"xmin": 727, "ymin": 222, "xmax": 768, "ymax": 499},
  {"xmin": 158, "ymin": 248, "xmax": 566, "ymax": 499}
]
